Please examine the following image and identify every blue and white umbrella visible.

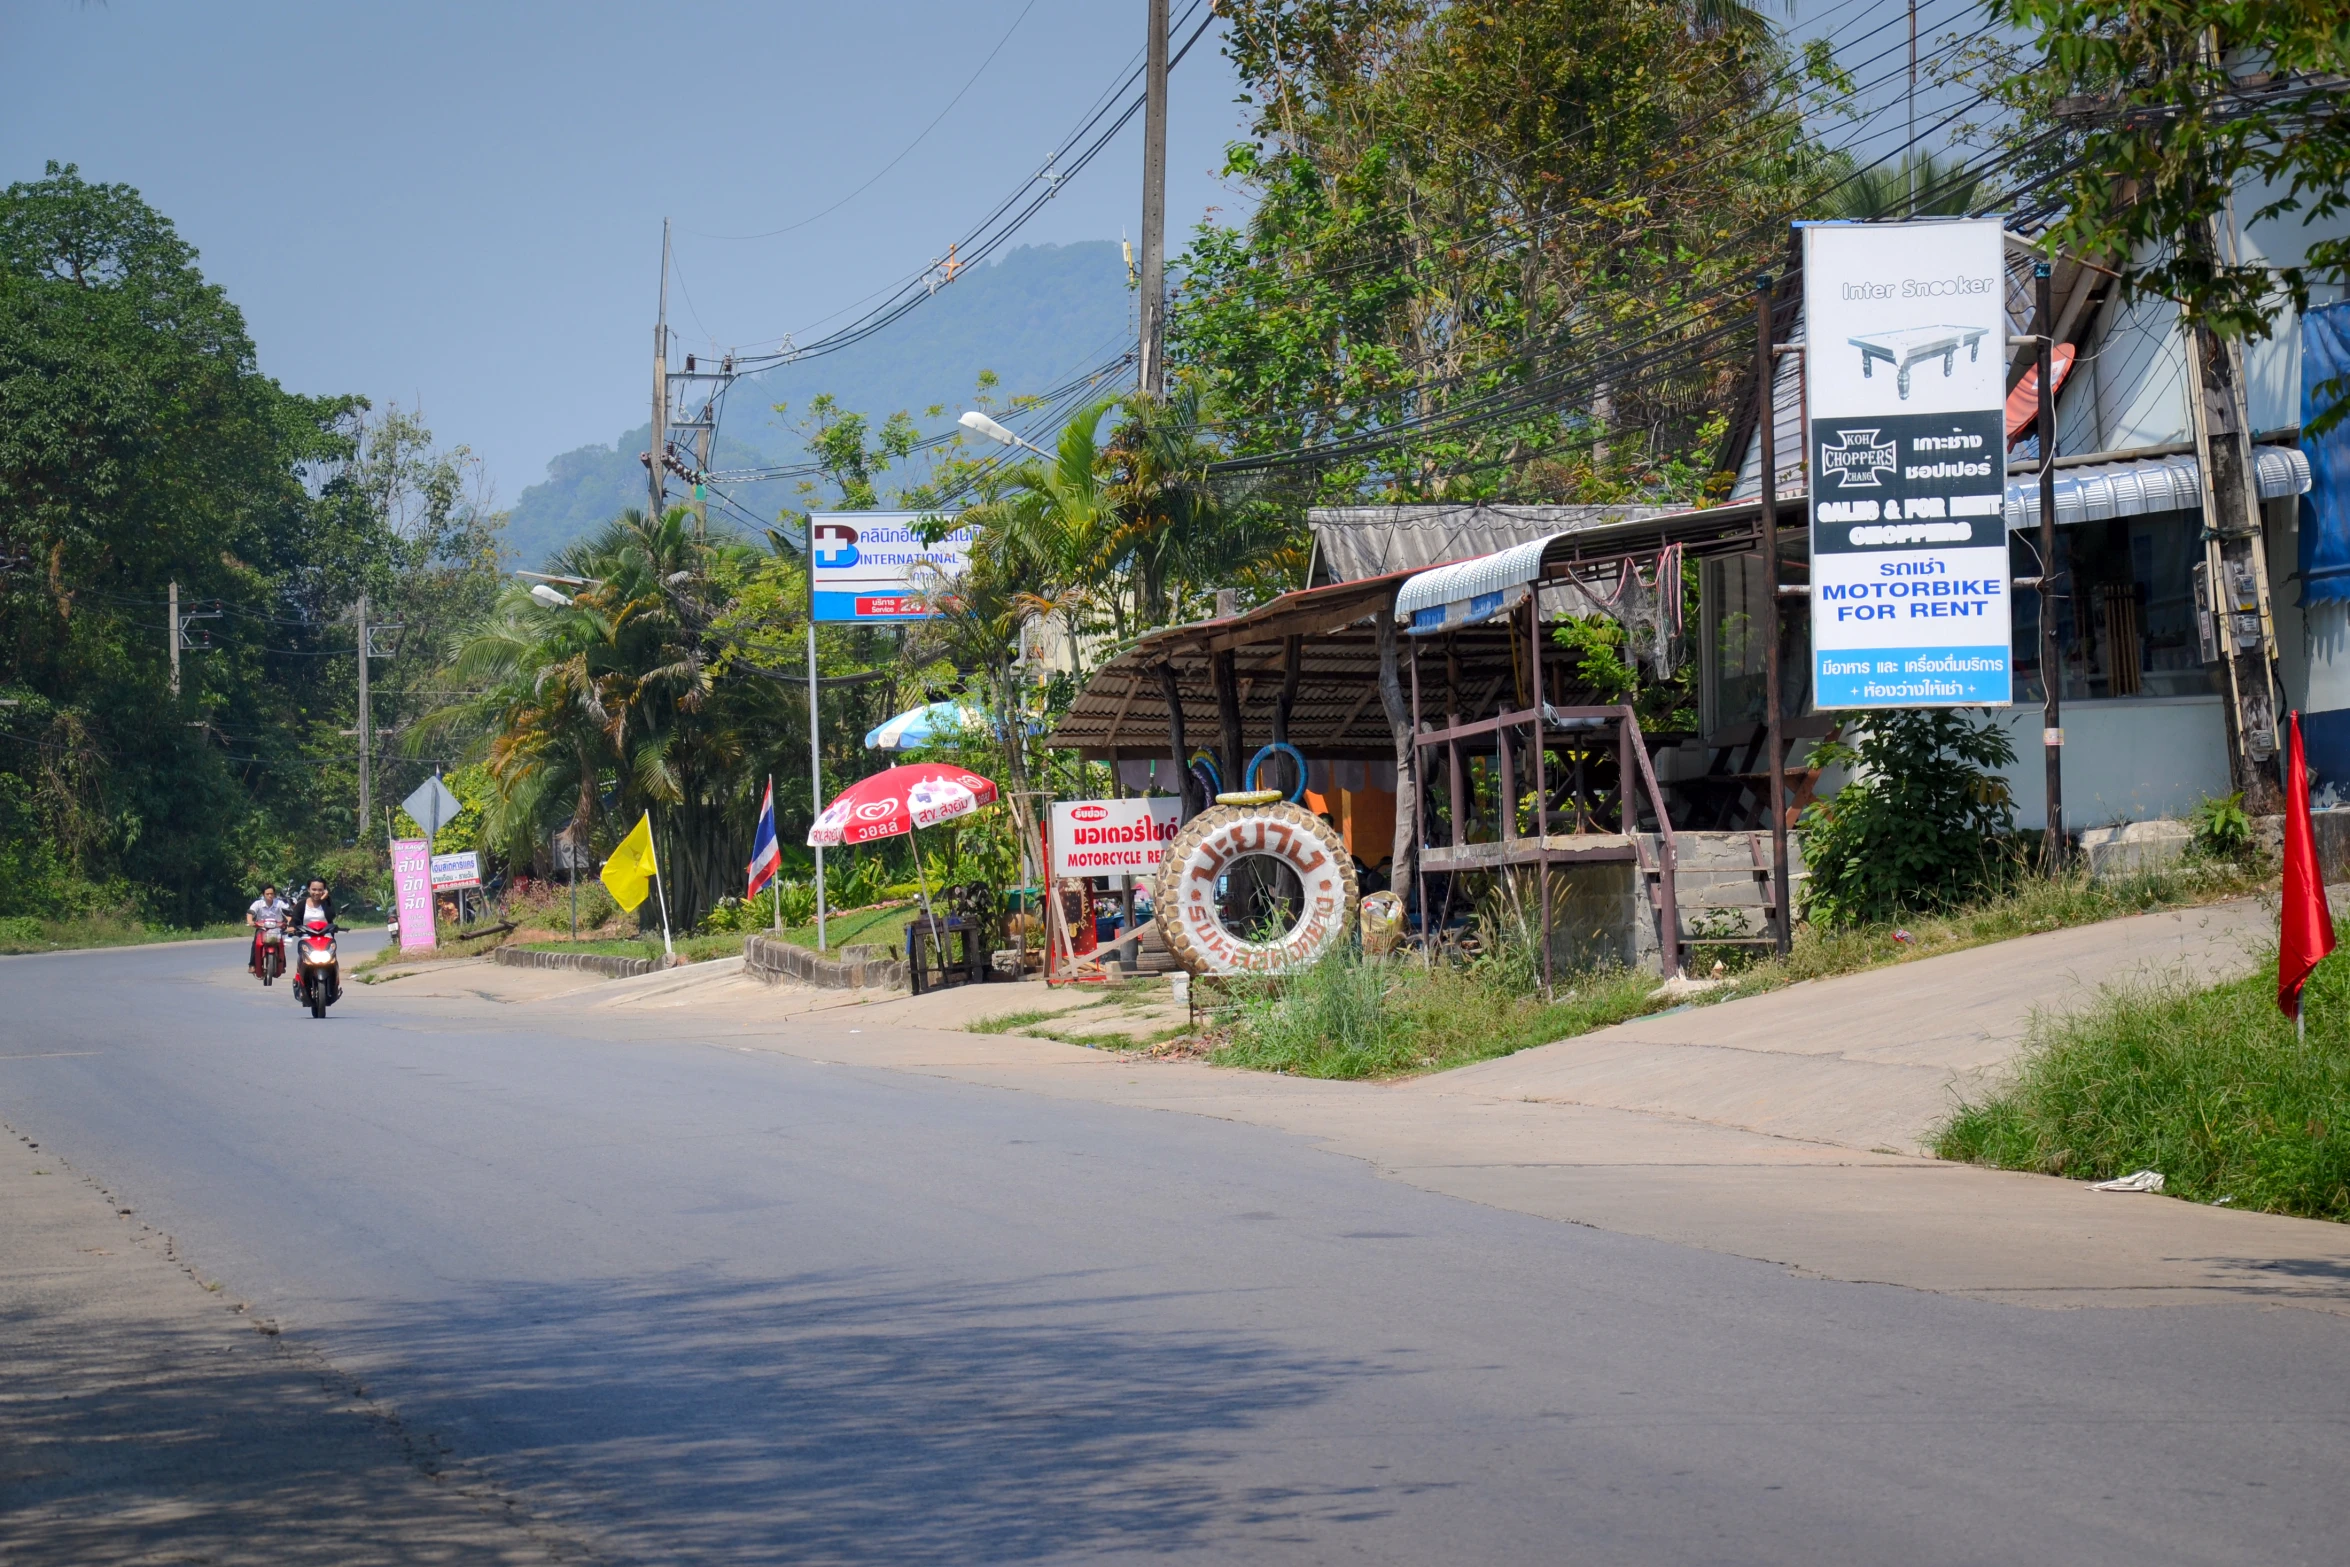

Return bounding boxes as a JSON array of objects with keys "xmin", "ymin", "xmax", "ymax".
[{"xmin": 864, "ymin": 701, "xmax": 983, "ymax": 751}]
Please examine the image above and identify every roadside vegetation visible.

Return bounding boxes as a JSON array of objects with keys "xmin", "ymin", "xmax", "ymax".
[
  {"xmin": 0, "ymin": 913, "xmax": 246, "ymax": 955},
  {"xmin": 1203, "ymin": 859, "xmax": 2268, "ymax": 1080},
  {"xmin": 1936, "ymin": 934, "xmax": 2350, "ymax": 1221}
]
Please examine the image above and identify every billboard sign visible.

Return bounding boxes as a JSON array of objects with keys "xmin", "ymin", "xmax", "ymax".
[
  {"xmin": 809, "ymin": 511, "xmax": 974, "ymax": 623},
  {"xmin": 1049, "ymin": 797, "xmax": 1183, "ymax": 881},
  {"xmin": 428, "ymin": 850, "xmax": 482, "ymax": 890},
  {"xmin": 391, "ymin": 838, "xmax": 436, "ymax": 951},
  {"xmin": 1803, "ymin": 218, "xmax": 2012, "ymax": 708}
]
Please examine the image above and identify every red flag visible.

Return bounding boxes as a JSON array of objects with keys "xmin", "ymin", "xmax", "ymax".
[{"xmin": 2279, "ymin": 710, "xmax": 2335, "ymax": 1017}]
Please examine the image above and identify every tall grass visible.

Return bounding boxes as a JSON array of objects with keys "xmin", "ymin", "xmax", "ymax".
[
  {"xmin": 1936, "ymin": 939, "xmax": 2350, "ymax": 1220},
  {"xmin": 1209, "ymin": 860, "xmax": 2268, "ymax": 1083},
  {"xmin": 1212, "ymin": 947, "xmax": 1659, "ymax": 1078}
]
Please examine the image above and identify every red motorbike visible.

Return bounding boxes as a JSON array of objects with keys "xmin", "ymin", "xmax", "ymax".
[
  {"xmin": 291, "ymin": 916, "xmax": 341, "ymax": 1019},
  {"xmin": 252, "ymin": 918, "xmax": 287, "ymax": 987}
]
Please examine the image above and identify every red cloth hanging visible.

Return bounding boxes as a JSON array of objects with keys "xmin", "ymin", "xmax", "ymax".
[{"xmin": 2279, "ymin": 710, "xmax": 2336, "ymax": 1018}]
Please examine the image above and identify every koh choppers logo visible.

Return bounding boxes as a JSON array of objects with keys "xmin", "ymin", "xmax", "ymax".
[{"xmin": 1820, "ymin": 428, "xmax": 1898, "ymax": 489}]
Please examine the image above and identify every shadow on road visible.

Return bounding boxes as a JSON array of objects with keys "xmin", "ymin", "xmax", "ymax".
[{"xmin": 343, "ymin": 1265, "xmax": 1373, "ymax": 1563}]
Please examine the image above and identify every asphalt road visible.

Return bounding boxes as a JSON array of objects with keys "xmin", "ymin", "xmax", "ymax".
[{"xmin": 5, "ymin": 937, "xmax": 2350, "ymax": 1565}]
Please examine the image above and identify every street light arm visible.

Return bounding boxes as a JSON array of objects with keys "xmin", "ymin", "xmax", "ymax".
[{"xmin": 958, "ymin": 409, "xmax": 1051, "ymax": 459}]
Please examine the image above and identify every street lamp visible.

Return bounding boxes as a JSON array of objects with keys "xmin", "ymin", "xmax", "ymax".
[
  {"xmin": 529, "ymin": 583, "xmax": 572, "ymax": 609},
  {"xmin": 958, "ymin": 409, "xmax": 1051, "ymax": 458}
]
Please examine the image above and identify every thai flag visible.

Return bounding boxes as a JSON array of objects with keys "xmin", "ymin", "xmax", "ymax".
[{"xmin": 746, "ymin": 777, "xmax": 781, "ymax": 898}]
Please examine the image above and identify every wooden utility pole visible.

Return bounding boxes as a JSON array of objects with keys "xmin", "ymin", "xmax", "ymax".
[
  {"xmin": 168, "ymin": 579, "xmax": 180, "ymax": 698},
  {"xmin": 356, "ymin": 591, "xmax": 372, "ymax": 836},
  {"xmin": 1755, "ymin": 279, "xmax": 1790, "ymax": 957},
  {"xmin": 2035, "ymin": 264, "xmax": 2065, "ymax": 868},
  {"xmin": 1137, "ymin": 0, "xmax": 1169, "ymax": 398},
  {"xmin": 650, "ymin": 219, "xmax": 670, "ymax": 520}
]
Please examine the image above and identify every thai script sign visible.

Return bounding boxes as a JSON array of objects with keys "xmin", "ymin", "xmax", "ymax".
[
  {"xmin": 391, "ymin": 838, "xmax": 437, "ymax": 952},
  {"xmin": 1804, "ymin": 218, "xmax": 2012, "ymax": 708},
  {"xmin": 1049, "ymin": 797, "xmax": 1182, "ymax": 879},
  {"xmin": 428, "ymin": 851, "xmax": 482, "ymax": 890},
  {"xmin": 809, "ymin": 511, "xmax": 974, "ymax": 623}
]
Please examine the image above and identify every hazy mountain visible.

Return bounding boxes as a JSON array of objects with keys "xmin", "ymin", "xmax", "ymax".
[{"xmin": 503, "ymin": 241, "xmax": 1134, "ymax": 567}]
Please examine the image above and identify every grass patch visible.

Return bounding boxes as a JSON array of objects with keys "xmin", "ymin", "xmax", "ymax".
[
  {"xmin": 517, "ymin": 931, "xmax": 745, "ymax": 964},
  {"xmin": 762, "ymin": 903, "xmax": 921, "ymax": 955},
  {"xmin": 968, "ymin": 1007, "xmax": 1060, "ymax": 1035},
  {"xmin": 1935, "ymin": 934, "xmax": 2350, "ymax": 1220},
  {"xmin": 1213, "ymin": 953, "xmax": 1661, "ymax": 1078},
  {"xmin": 0, "ymin": 913, "xmax": 247, "ymax": 955},
  {"xmin": 1207, "ymin": 860, "xmax": 2268, "ymax": 1082}
]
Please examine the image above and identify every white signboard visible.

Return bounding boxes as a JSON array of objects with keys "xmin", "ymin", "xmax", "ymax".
[
  {"xmin": 809, "ymin": 511, "xmax": 974, "ymax": 623},
  {"xmin": 1050, "ymin": 797, "xmax": 1183, "ymax": 880},
  {"xmin": 1803, "ymin": 219, "xmax": 2012, "ymax": 708},
  {"xmin": 428, "ymin": 851, "xmax": 482, "ymax": 890}
]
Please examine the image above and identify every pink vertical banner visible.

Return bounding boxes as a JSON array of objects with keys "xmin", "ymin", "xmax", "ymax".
[{"xmin": 391, "ymin": 838, "xmax": 437, "ymax": 952}]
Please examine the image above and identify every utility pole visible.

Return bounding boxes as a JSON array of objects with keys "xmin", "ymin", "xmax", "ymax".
[
  {"xmin": 1137, "ymin": 0, "xmax": 1169, "ymax": 398},
  {"xmin": 1756, "ymin": 278, "xmax": 1789, "ymax": 957},
  {"xmin": 2183, "ymin": 222, "xmax": 2284, "ymax": 813},
  {"xmin": 168, "ymin": 579, "xmax": 180, "ymax": 698},
  {"xmin": 1906, "ymin": 0, "xmax": 1918, "ymax": 214},
  {"xmin": 2035, "ymin": 264, "xmax": 2065, "ymax": 869},
  {"xmin": 650, "ymin": 219, "xmax": 670, "ymax": 520},
  {"xmin": 356, "ymin": 591, "xmax": 372, "ymax": 836}
]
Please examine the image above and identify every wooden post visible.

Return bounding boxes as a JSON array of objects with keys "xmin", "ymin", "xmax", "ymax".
[
  {"xmin": 1757, "ymin": 276, "xmax": 1791, "ymax": 956},
  {"xmin": 1212, "ymin": 648, "xmax": 1245, "ymax": 796},
  {"xmin": 2036, "ymin": 261, "xmax": 2066, "ymax": 870}
]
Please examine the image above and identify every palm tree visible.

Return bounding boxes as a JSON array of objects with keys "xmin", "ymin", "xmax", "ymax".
[
  {"xmin": 1822, "ymin": 150, "xmax": 1990, "ymax": 222},
  {"xmin": 421, "ymin": 507, "xmax": 779, "ymax": 927}
]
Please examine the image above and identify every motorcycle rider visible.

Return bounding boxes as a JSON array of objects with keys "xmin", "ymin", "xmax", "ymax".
[
  {"xmin": 290, "ymin": 878, "xmax": 339, "ymax": 1004},
  {"xmin": 246, "ymin": 882, "xmax": 289, "ymax": 978}
]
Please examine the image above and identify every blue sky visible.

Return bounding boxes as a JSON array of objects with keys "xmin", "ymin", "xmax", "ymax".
[
  {"xmin": 1, "ymin": 0, "xmax": 1979, "ymax": 507},
  {"xmin": 1, "ymin": 1, "xmax": 1255, "ymax": 502}
]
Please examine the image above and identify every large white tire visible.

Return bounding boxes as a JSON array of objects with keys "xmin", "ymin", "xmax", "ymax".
[{"xmin": 1155, "ymin": 802, "xmax": 1359, "ymax": 976}]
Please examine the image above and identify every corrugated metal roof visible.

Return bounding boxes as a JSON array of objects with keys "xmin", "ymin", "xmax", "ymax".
[
  {"xmin": 2003, "ymin": 445, "xmax": 2310, "ymax": 529},
  {"xmin": 1309, "ymin": 504, "xmax": 1669, "ymax": 583}
]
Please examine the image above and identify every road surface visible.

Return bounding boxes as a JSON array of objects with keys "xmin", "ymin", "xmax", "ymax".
[{"xmin": 3, "ymin": 935, "xmax": 2347, "ymax": 1565}]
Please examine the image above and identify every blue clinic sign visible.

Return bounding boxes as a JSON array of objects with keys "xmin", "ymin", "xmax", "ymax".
[
  {"xmin": 808, "ymin": 511, "xmax": 974, "ymax": 623},
  {"xmin": 1802, "ymin": 219, "xmax": 2012, "ymax": 708}
]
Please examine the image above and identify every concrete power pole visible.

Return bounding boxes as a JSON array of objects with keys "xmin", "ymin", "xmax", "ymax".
[
  {"xmin": 2184, "ymin": 231, "xmax": 2285, "ymax": 814},
  {"xmin": 356, "ymin": 591, "xmax": 372, "ymax": 837},
  {"xmin": 1137, "ymin": 0, "xmax": 1169, "ymax": 398},
  {"xmin": 650, "ymin": 219, "xmax": 671, "ymax": 520},
  {"xmin": 168, "ymin": 579, "xmax": 180, "ymax": 698}
]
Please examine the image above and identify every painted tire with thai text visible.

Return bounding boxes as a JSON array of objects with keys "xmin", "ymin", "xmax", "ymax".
[{"xmin": 1155, "ymin": 802, "xmax": 1359, "ymax": 976}]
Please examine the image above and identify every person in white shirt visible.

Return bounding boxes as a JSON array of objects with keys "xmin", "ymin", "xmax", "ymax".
[{"xmin": 246, "ymin": 884, "xmax": 289, "ymax": 977}]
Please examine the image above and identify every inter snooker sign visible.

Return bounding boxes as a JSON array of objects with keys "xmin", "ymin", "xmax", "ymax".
[{"xmin": 1802, "ymin": 218, "xmax": 2012, "ymax": 709}]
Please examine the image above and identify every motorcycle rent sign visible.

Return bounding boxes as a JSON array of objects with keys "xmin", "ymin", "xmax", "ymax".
[
  {"xmin": 809, "ymin": 511, "xmax": 974, "ymax": 624},
  {"xmin": 1049, "ymin": 798, "xmax": 1182, "ymax": 880},
  {"xmin": 1803, "ymin": 218, "xmax": 2012, "ymax": 708}
]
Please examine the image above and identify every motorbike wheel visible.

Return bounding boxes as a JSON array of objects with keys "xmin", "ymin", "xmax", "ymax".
[
  {"xmin": 310, "ymin": 985, "xmax": 327, "ymax": 1019},
  {"xmin": 263, "ymin": 970, "xmax": 272, "ymax": 987}
]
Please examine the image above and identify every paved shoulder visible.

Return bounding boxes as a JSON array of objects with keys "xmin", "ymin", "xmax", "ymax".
[
  {"xmin": 0, "ymin": 1122, "xmax": 588, "ymax": 1566},
  {"xmin": 1435, "ymin": 897, "xmax": 2275, "ymax": 1154}
]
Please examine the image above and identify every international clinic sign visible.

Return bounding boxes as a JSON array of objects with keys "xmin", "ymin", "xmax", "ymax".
[
  {"xmin": 1803, "ymin": 218, "xmax": 2012, "ymax": 708},
  {"xmin": 1049, "ymin": 797, "xmax": 1182, "ymax": 881},
  {"xmin": 809, "ymin": 511, "xmax": 974, "ymax": 623}
]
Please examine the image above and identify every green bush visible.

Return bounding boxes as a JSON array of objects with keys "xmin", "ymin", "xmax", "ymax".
[
  {"xmin": 1797, "ymin": 708, "xmax": 2019, "ymax": 927},
  {"xmin": 1937, "ymin": 941, "xmax": 2350, "ymax": 1219},
  {"xmin": 2188, "ymin": 791, "xmax": 2255, "ymax": 861}
]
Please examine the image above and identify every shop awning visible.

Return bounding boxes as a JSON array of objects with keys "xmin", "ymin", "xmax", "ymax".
[
  {"xmin": 1391, "ymin": 537, "xmax": 1550, "ymax": 633},
  {"xmin": 2004, "ymin": 444, "xmax": 2310, "ymax": 530}
]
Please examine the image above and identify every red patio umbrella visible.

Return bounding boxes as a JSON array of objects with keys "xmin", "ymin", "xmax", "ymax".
[{"xmin": 807, "ymin": 763, "xmax": 1001, "ymax": 934}]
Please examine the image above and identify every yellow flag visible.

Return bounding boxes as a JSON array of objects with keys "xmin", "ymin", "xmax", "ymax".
[{"xmin": 599, "ymin": 811, "xmax": 659, "ymax": 912}]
